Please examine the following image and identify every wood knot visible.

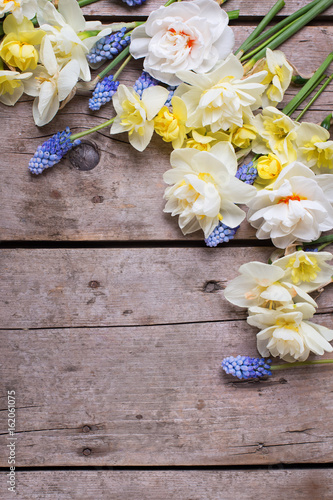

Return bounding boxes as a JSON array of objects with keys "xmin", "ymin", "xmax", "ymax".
[
  {"xmin": 82, "ymin": 425, "xmax": 91, "ymax": 433},
  {"xmin": 68, "ymin": 140, "xmax": 100, "ymax": 171},
  {"xmin": 89, "ymin": 280, "xmax": 100, "ymax": 289},
  {"xmin": 82, "ymin": 448, "xmax": 92, "ymax": 456},
  {"xmin": 136, "ymin": 414, "xmax": 143, "ymax": 420},
  {"xmin": 92, "ymin": 195, "xmax": 104, "ymax": 204},
  {"xmin": 203, "ymin": 280, "xmax": 222, "ymax": 293}
]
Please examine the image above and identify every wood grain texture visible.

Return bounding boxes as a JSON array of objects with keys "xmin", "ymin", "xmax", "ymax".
[
  {"xmin": 1, "ymin": 318, "xmax": 333, "ymax": 466},
  {"xmin": 0, "ymin": 27, "xmax": 332, "ymax": 241},
  {"xmin": 81, "ymin": 0, "xmax": 333, "ymax": 18},
  {"xmin": 1, "ymin": 247, "xmax": 332, "ymax": 329},
  {"xmin": 1, "ymin": 469, "xmax": 333, "ymax": 499}
]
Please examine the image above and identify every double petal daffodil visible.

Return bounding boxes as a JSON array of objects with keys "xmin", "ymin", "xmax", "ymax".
[
  {"xmin": 176, "ymin": 54, "xmax": 267, "ymax": 132},
  {"xmin": 247, "ymin": 162, "xmax": 333, "ymax": 248},
  {"xmin": 248, "ymin": 303, "xmax": 333, "ymax": 362},
  {"xmin": 252, "ymin": 107, "xmax": 298, "ymax": 163},
  {"xmin": 296, "ymin": 122, "xmax": 333, "ymax": 173},
  {"xmin": 260, "ymin": 48, "xmax": 293, "ymax": 107},
  {"xmin": 163, "ymin": 142, "xmax": 256, "ymax": 238},
  {"xmin": 0, "ymin": 0, "xmax": 37, "ymax": 23},
  {"xmin": 0, "ymin": 15, "xmax": 45, "ymax": 71},
  {"xmin": 24, "ymin": 36, "xmax": 80, "ymax": 126},
  {"xmin": 36, "ymin": 0, "xmax": 111, "ymax": 82},
  {"xmin": 111, "ymin": 84, "xmax": 169, "ymax": 151}
]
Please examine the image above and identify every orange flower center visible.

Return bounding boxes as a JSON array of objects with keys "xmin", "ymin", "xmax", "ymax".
[
  {"xmin": 277, "ymin": 194, "xmax": 306, "ymax": 204},
  {"xmin": 168, "ymin": 28, "xmax": 195, "ymax": 49}
]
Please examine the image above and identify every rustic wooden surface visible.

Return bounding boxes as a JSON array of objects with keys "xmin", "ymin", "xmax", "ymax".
[
  {"xmin": 1, "ymin": 0, "xmax": 333, "ymax": 497},
  {"xmin": 1, "ymin": 469, "xmax": 333, "ymax": 499}
]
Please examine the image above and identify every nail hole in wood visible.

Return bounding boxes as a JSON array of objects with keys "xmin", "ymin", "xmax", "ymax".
[
  {"xmin": 68, "ymin": 140, "xmax": 100, "ymax": 171},
  {"xmin": 82, "ymin": 448, "xmax": 92, "ymax": 456}
]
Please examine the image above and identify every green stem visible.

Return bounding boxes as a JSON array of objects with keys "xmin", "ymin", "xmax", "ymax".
[
  {"xmin": 239, "ymin": 0, "xmax": 321, "ymax": 56},
  {"xmin": 282, "ymin": 52, "xmax": 333, "ymax": 116},
  {"xmin": 227, "ymin": 10, "xmax": 240, "ymax": 20},
  {"xmin": 286, "ymin": 74, "xmax": 326, "ymax": 117},
  {"xmin": 302, "ymin": 233, "xmax": 333, "ymax": 248},
  {"xmin": 295, "ymin": 73, "xmax": 333, "ymax": 122},
  {"xmin": 235, "ymin": 0, "xmax": 285, "ymax": 55},
  {"xmin": 98, "ymin": 45, "xmax": 130, "ymax": 80},
  {"xmin": 78, "ymin": 0, "xmax": 101, "ymax": 7},
  {"xmin": 271, "ymin": 359, "xmax": 333, "ymax": 370},
  {"xmin": 244, "ymin": 0, "xmax": 333, "ymax": 66},
  {"xmin": 113, "ymin": 54, "xmax": 132, "ymax": 81},
  {"xmin": 70, "ymin": 117, "xmax": 116, "ymax": 141},
  {"xmin": 241, "ymin": 19, "xmax": 297, "ymax": 62}
]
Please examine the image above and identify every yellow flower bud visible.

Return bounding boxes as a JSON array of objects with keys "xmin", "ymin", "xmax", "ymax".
[
  {"xmin": 0, "ymin": 39, "xmax": 39, "ymax": 71},
  {"xmin": 256, "ymin": 153, "xmax": 282, "ymax": 180},
  {"xmin": 230, "ymin": 123, "xmax": 257, "ymax": 149},
  {"xmin": 154, "ymin": 106, "xmax": 180, "ymax": 143}
]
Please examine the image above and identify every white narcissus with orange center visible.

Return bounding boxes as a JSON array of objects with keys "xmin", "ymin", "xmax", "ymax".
[
  {"xmin": 246, "ymin": 162, "xmax": 333, "ymax": 248},
  {"xmin": 130, "ymin": 0, "xmax": 235, "ymax": 85}
]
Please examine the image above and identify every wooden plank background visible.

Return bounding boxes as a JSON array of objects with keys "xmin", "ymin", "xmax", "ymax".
[{"xmin": 1, "ymin": 0, "xmax": 333, "ymax": 496}]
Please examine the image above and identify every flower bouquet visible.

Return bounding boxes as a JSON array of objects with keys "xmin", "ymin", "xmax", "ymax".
[{"xmin": 1, "ymin": 0, "xmax": 333, "ymax": 379}]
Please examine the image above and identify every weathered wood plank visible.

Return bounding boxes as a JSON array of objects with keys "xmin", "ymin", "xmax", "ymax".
[
  {"xmin": 0, "ymin": 27, "xmax": 332, "ymax": 241},
  {"xmin": 1, "ymin": 469, "xmax": 333, "ymax": 499},
  {"xmin": 81, "ymin": 0, "xmax": 333, "ymax": 18},
  {"xmin": 1, "ymin": 247, "xmax": 332, "ymax": 329},
  {"xmin": 1, "ymin": 318, "xmax": 333, "ymax": 466}
]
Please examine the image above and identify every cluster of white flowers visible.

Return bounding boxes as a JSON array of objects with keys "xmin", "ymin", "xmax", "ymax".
[
  {"xmin": 0, "ymin": 0, "xmax": 111, "ymax": 124},
  {"xmin": 224, "ymin": 251, "xmax": 333, "ymax": 362}
]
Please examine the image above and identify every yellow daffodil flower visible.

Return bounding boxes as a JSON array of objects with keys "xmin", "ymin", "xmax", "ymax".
[
  {"xmin": 296, "ymin": 122, "xmax": 333, "ymax": 173},
  {"xmin": 154, "ymin": 96, "xmax": 190, "ymax": 149},
  {"xmin": 255, "ymin": 153, "xmax": 284, "ymax": 186},
  {"xmin": 0, "ymin": 15, "xmax": 45, "ymax": 71},
  {"xmin": 260, "ymin": 48, "xmax": 293, "ymax": 107},
  {"xmin": 0, "ymin": 68, "xmax": 32, "ymax": 105},
  {"xmin": 111, "ymin": 84, "xmax": 169, "ymax": 151},
  {"xmin": 184, "ymin": 127, "xmax": 230, "ymax": 151},
  {"xmin": 252, "ymin": 107, "xmax": 298, "ymax": 163}
]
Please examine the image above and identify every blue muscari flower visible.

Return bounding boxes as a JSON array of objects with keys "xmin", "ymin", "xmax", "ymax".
[
  {"xmin": 205, "ymin": 161, "xmax": 257, "ymax": 247},
  {"xmin": 133, "ymin": 71, "xmax": 159, "ymax": 97},
  {"xmin": 164, "ymin": 85, "xmax": 178, "ymax": 107},
  {"xmin": 28, "ymin": 127, "xmax": 80, "ymax": 175},
  {"xmin": 235, "ymin": 160, "xmax": 258, "ymax": 185},
  {"xmin": 89, "ymin": 76, "xmax": 119, "ymax": 111},
  {"xmin": 122, "ymin": 0, "xmax": 147, "ymax": 5},
  {"xmin": 87, "ymin": 28, "xmax": 131, "ymax": 66},
  {"xmin": 221, "ymin": 355, "xmax": 272, "ymax": 380},
  {"xmin": 205, "ymin": 222, "xmax": 239, "ymax": 247}
]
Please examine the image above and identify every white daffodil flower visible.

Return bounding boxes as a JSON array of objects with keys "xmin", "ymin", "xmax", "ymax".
[
  {"xmin": 130, "ymin": 0, "xmax": 234, "ymax": 85},
  {"xmin": 0, "ymin": 69, "xmax": 32, "ymax": 105},
  {"xmin": 247, "ymin": 303, "xmax": 333, "ymax": 362},
  {"xmin": 163, "ymin": 142, "xmax": 256, "ymax": 238},
  {"xmin": 261, "ymin": 48, "xmax": 293, "ymax": 107},
  {"xmin": 110, "ymin": 84, "xmax": 169, "ymax": 152},
  {"xmin": 176, "ymin": 54, "xmax": 267, "ymax": 132},
  {"xmin": 36, "ymin": 0, "xmax": 110, "ymax": 81},
  {"xmin": 247, "ymin": 161, "xmax": 333, "ymax": 248},
  {"xmin": 0, "ymin": 0, "xmax": 37, "ymax": 23},
  {"xmin": 272, "ymin": 250, "xmax": 333, "ymax": 292},
  {"xmin": 224, "ymin": 260, "xmax": 317, "ymax": 310},
  {"xmin": 296, "ymin": 122, "xmax": 333, "ymax": 173},
  {"xmin": 24, "ymin": 36, "xmax": 80, "ymax": 126},
  {"xmin": 252, "ymin": 107, "xmax": 298, "ymax": 163}
]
